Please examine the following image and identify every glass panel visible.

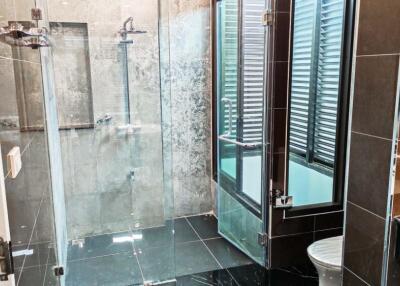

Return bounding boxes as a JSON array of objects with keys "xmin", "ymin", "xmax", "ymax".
[
  {"xmin": 39, "ymin": 0, "xmax": 175, "ymax": 284},
  {"xmin": 217, "ymin": 0, "xmax": 268, "ymax": 266},
  {"xmin": 0, "ymin": 0, "xmax": 60, "ymax": 285},
  {"xmin": 288, "ymin": 0, "xmax": 346, "ymax": 207},
  {"xmin": 218, "ymin": 0, "xmax": 239, "ymax": 182},
  {"xmin": 218, "ymin": 188, "xmax": 264, "ymax": 265}
]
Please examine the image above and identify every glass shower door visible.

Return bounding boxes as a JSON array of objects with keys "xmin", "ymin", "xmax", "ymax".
[{"xmin": 216, "ymin": 0, "xmax": 269, "ymax": 266}]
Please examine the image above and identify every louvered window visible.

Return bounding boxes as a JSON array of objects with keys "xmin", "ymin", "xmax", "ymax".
[
  {"xmin": 289, "ymin": 0, "xmax": 345, "ymax": 167},
  {"xmin": 220, "ymin": 0, "xmax": 266, "ymax": 145},
  {"xmin": 220, "ymin": 0, "xmax": 239, "ymax": 140},
  {"xmin": 242, "ymin": 0, "xmax": 266, "ymax": 145}
]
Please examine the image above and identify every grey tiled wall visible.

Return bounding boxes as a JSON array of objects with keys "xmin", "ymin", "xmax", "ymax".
[{"xmin": 343, "ymin": 1, "xmax": 400, "ymax": 285}]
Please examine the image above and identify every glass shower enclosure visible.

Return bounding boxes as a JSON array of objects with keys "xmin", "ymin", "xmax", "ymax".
[
  {"xmin": 216, "ymin": 0, "xmax": 271, "ymax": 266},
  {"xmin": 0, "ymin": 0, "xmax": 174, "ymax": 285}
]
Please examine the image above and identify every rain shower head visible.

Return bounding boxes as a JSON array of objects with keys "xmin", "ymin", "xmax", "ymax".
[{"xmin": 0, "ymin": 22, "xmax": 50, "ymax": 48}]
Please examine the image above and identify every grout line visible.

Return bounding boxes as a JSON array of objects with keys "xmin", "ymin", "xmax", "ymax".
[
  {"xmin": 347, "ymin": 201, "xmax": 386, "ymax": 221},
  {"xmin": 343, "ymin": 266, "xmax": 372, "ymax": 286},
  {"xmin": 176, "ymin": 212, "xmax": 214, "ymax": 220},
  {"xmin": 313, "ymin": 217, "xmax": 316, "ymax": 242},
  {"xmin": 351, "ymin": 130, "xmax": 393, "ymax": 142},
  {"xmin": 67, "ymin": 250, "xmax": 134, "ymax": 263},
  {"xmin": 357, "ymin": 53, "xmax": 400, "ymax": 58},
  {"xmin": 184, "ymin": 217, "xmax": 203, "ymax": 241},
  {"xmin": 270, "ymin": 226, "xmax": 343, "ymax": 239},
  {"xmin": 184, "ymin": 218, "xmax": 230, "ymax": 277},
  {"xmin": 314, "ymin": 227, "xmax": 343, "ymax": 233},
  {"xmin": 175, "ymin": 239, "xmax": 202, "ymax": 245},
  {"xmin": 17, "ymin": 189, "xmax": 46, "ymax": 285},
  {"xmin": 0, "ymin": 55, "xmax": 41, "ymax": 64},
  {"xmin": 201, "ymin": 237, "xmax": 222, "ymax": 242},
  {"xmin": 183, "ymin": 217, "xmax": 245, "ymax": 285},
  {"xmin": 129, "ymin": 226, "xmax": 145, "ymax": 284},
  {"xmin": 225, "ymin": 268, "xmax": 241, "ymax": 286}
]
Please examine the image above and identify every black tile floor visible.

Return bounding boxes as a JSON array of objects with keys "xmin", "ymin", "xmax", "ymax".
[
  {"xmin": 65, "ymin": 215, "xmax": 254, "ymax": 285},
  {"xmin": 175, "ymin": 264, "xmax": 318, "ymax": 286},
  {"xmin": 14, "ymin": 215, "xmax": 318, "ymax": 285}
]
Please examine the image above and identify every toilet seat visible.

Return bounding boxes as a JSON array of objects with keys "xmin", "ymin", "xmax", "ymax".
[{"xmin": 307, "ymin": 236, "xmax": 343, "ymax": 270}]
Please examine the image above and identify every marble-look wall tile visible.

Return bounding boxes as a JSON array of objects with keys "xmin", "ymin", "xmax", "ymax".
[
  {"xmin": 169, "ymin": 0, "xmax": 213, "ymax": 217},
  {"xmin": 0, "ymin": 59, "xmax": 18, "ymax": 126},
  {"xmin": 1, "ymin": 0, "xmax": 213, "ymax": 240}
]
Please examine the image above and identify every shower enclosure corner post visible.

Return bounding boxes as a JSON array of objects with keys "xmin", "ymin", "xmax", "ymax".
[
  {"xmin": 39, "ymin": 45, "xmax": 68, "ymax": 286},
  {"xmin": 158, "ymin": 0, "xmax": 173, "ymax": 221}
]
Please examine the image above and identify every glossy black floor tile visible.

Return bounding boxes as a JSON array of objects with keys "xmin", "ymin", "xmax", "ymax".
[
  {"xmin": 267, "ymin": 267, "xmax": 318, "ymax": 286},
  {"xmin": 13, "ymin": 242, "xmax": 56, "ymax": 269},
  {"xmin": 66, "ymin": 252, "xmax": 143, "ymax": 286},
  {"xmin": 132, "ymin": 221, "xmax": 174, "ymax": 249},
  {"xmin": 67, "ymin": 231, "xmax": 134, "ymax": 261},
  {"xmin": 187, "ymin": 215, "xmax": 221, "ymax": 239},
  {"xmin": 227, "ymin": 264, "xmax": 268, "ymax": 286},
  {"xmin": 58, "ymin": 215, "xmax": 318, "ymax": 285},
  {"xmin": 135, "ymin": 246, "xmax": 175, "ymax": 283},
  {"xmin": 175, "ymin": 218, "xmax": 199, "ymax": 243},
  {"xmin": 204, "ymin": 238, "xmax": 252, "ymax": 269},
  {"xmin": 16, "ymin": 264, "xmax": 58, "ymax": 286},
  {"xmin": 177, "ymin": 269, "xmax": 239, "ymax": 286},
  {"xmin": 177, "ymin": 264, "xmax": 319, "ymax": 286},
  {"xmin": 176, "ymin": 241, "xmax": 221, "ymax": 276}
]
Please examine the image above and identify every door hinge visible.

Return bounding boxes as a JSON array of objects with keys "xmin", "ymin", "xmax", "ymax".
[
  {"xmin": 271, "ymin": 189, "xmax": 293, "ymax": 209},
  {"xmin": 54, "ymin": 266, "xmax": 64, "ymax": 277},
  {"xmin": 262, "ymin": 10, "xmax": 274, "ymax": 26},
  {"xmin": 258, "ymin": 232, "xmax": 268, "ymax": 246},
  {"xmin": 31, "ymin": 8, "xmax": 43, "ymax": 21},
  {"xmin": 0, "ymin": 237, "xmax": 14, "ymax": 281}
]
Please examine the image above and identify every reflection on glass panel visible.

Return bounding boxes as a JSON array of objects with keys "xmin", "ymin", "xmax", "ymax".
[
  {"xmin": 288, "ymin": 0, "xmax": 345, "ymax": 207},
  {"xmin": 218, "ymin": 187, "xmax": 264, "ymax": 265},
  {"xmin": 217, "ymin": 0, "xmax": 267, "ymax": 267},
  {"xmin": 218, "ymin": 0, "xmax": 239, "ymax": 180}
]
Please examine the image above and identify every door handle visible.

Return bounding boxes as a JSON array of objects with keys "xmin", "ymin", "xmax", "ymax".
[
  {"xmin": 0, "ymin": 237, "xmax": 14, "ymax": 281},
  {"xmin": 221, "ymin": 97, "xmax": 233, "ymax": 136},
  {"xmin": 218, "ymin": 135, "xmax": 262, "ymax": 150}
]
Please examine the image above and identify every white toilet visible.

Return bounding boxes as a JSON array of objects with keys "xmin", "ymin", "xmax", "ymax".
[{"xmin": 307, "ymin": 236, "xmax": 343, "ymax": 286}]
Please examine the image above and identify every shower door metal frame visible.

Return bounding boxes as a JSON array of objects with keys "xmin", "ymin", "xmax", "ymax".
[
  {"xmin": 0, "ymin": 144, "xmax": 16, "ymax": 285},
  {"xmin": 215, "ymin": 0, "xmax": 272, "ymax": 267},
  {"xmin": 216, "ymin": 0, "xmax": 271, "ymax": 218},
  {"xmin": 217, "ymin": 0, "xmax": 263, "ymax": 217}
]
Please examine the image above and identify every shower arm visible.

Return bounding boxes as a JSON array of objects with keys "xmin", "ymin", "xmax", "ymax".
[
  {"xmin": 123, "ymin": 17, "xmax": 134, "ymax": 32},
  {"xmin": 218, "ymin": 97, "xmax": 262, "ymax": 150}
]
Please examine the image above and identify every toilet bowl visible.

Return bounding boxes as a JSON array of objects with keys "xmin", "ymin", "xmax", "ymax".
[{"xmin": 307, "ymin": 236, "xmax": 343, "ymax": 286}]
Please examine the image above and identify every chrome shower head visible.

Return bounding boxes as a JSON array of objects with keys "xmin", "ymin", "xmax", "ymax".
[{"xmin": 119, "ymin": 17, "xmax": 147, "ymax": 42}]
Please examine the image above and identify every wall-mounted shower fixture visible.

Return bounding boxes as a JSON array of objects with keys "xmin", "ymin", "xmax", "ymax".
[
  {"xmin": 118, "ymin": 16, "xmax": 146, "ymax": 135},
  {"xmin": 96, "ymin": 114, "xmax": 113, "ymax": 126},
  {"xmin": 119, "ymin": 17, "xmax": 147, "ymax": 44},
  {"xmin": 0, "ymin": 22, "xmax": 49, "ymax": 49}
]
